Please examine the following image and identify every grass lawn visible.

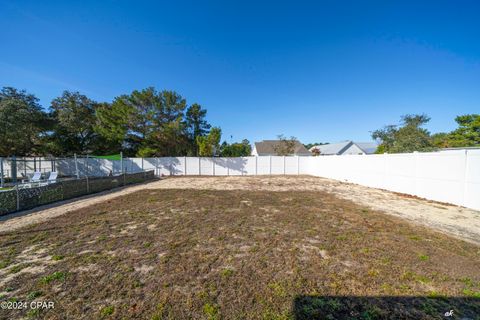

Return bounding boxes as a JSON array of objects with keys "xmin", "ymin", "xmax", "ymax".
[{"xmin": 0, "ymin": 188, "xmax": 479, "ymax": 319}]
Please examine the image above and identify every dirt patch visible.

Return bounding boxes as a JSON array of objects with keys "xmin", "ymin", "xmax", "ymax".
[
  {"xmin": 0, "ymin": 188, "xmax": 479, "ymax": 319},
  {"xmin": 1, "ymin": 176, "xmax": 479, "ymax": 246},
  {"xmin": 152, "ymin": 176, "xmax": 480, "ymax": 245}
]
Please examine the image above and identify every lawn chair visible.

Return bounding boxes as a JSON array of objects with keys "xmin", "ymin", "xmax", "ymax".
[
  {"xmin": 39, "ymin": 171, "xmax": 58, "ymax": 186},
  {"xmin": 20, "ymin": 172, "xmax": 42, "ymax": 188}
]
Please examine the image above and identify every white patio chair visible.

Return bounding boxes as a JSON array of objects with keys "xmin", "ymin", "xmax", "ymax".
[
  {"xmin": 31, "ymin": 172, "xmax": 42, "ymax": 181},
  {"xmin": 40, "ymin": 171, "xmax": 58, "ymax": 186},
  {"xmin": 22, "ymin": 172, "xmax": 42, "ymax": 188}
]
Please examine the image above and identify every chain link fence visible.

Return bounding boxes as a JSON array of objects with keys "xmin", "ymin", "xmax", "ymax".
[{"xmin": 0, "ymin": 170, "xmax": 155, "ymax": 216}]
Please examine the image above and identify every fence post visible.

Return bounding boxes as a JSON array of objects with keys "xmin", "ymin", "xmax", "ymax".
[
  {"xmin": 85, "ymin": 155, "xmax": 89, "ymax": 177},
  {"xmin": 212, "ymin": 157, "xmax": 215, "ymax": 176},
  {"xmin": 11, "ymin": 156, "xmax": 17, "ymax": 184},
  {"xmin": 199, "ymin": 157, "xmax": 201, "ymax": 176},
  {"xmin": 120, "ymin": 152, "xmax": 123, "ymax": 175},
  {"xmin": 283, "ymin": 156, "xmax": 286, "ymax": 175},
  {"xmin": 269, "ymin": 156, "xmax": 272, "ymax": 175},
  {"xmin": 86, "ymin": 175, "xmax": 89, "ymax": 193},
  {"xmin": 0, "ymin": 157, "xmax": 4, "ymax": 188},
  {"xmin": 184, "ymin": 156, "xmax": 187, "ymax": 175},
  {"xmin": 413, "ymin": 151, "xmax": 419, "ymax": 196},
  {"xmin": 462, "ymin": 149, "xmax": 469, "ymax": 207},
  {"xmin": 382, "ymin": 152, "xmax": 388, "ymax": 189},
  {"xmin": 16, "ymin": 184, "xmax": 20, "ymax": 211},
  {"xmin": 255, "ymin": 156, "xmax": 258, "ymax": 175},
  {"xmin": 74, "ymin": 153, "xmax": 79, "ymax": 179},
  {"xmin": 297, "ymin": 156, "xmax": 300, "ymax": 175}
]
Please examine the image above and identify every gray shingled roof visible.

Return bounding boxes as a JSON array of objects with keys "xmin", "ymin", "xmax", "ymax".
[
  {"xmin": 254, "ymin": 140, "xmax": 311, "ymax": 155},
  {"xmin": 309, "ymin": 141, "xmax": 378, "ymax": 155},
  {"xmin": 311, "ymin": 141, "xmax": 353, "ymax": 155},
  {"xmin": 355, "ymin": 142, "xmax": 378, "ymax": 154}
]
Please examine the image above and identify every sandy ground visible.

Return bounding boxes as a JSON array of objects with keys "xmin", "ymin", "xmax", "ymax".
[{"xmin": 1, "ymin": 175, "xmax": 479, "ymax": 245}]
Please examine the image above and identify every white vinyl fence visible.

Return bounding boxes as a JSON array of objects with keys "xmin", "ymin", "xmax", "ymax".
[
  {"xmin": 52, "ymin": 156, "xmax": 311, "ymax": 177},
  {"xmin": 302, "ymin": 149, "xmax": 480, "ymax": 211},
  {"xmin": 2, "ymin": 150, "xmax": 479, "ymax": 210}
]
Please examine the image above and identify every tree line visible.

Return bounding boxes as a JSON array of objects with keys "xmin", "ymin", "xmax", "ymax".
[
  {"xmin": 0, "ymin": 86, "xmax": 251, "ymax": 157},
  {"xmin": 1, "ymin": 85, "xmax": 477, "ymax": 157},
  {"xmin": 372, "ymin": 113, "xmax": 480, "ymax": 153}
]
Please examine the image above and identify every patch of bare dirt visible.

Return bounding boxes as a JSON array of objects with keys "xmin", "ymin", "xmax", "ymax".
[
  {"xmin": 153, "ymin": 176, "xmax": 480, "ymax": 245},
  {"xmin": 0, "ymin": 188, "xmax": 479, "ymax": 319},
  {"xmin": 1, "ymin": 176, "xmax": 479, "ymax": 247}
]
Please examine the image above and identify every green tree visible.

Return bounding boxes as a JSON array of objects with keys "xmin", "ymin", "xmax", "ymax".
[
  {"xmin": 446, "ymin": 114, "xmax": 480, "ymax": 147},
  {"xmin": 304, "ymin": 142, "xmax": 328, "ymax": 150},
  {"xmin": 97, "ymin": 88, "xmax": 188, "ymax": 156},
  {"xmin": 185, "ymin": 103, "xmax": 211, "ymax": 155},
  {"xmin": 431, "ymin": 132, "xmax": 450, "ymax": 148},
  {"xmin": 197, "ymin": 127, "xmax": 222, "ymax": 156},
  {"xmin": 0, "ymin": 87, "xmax": 49, "ymax": 156},
  {"xmin": 372, "ymin": 114, "xmax": 434, "ymax": 153},
  {"xmin": 158, "ymin": 90, "xmax": 187, "ymax": 124},
  {"xmin": 94, "ymin": 102, "xmax": 129, "ymax": 154},
  {"xmin": 139, "ymin": 118, "xmax": 189, "ymax": 157},
  {"xmin": 49, "ymin": 91, "xmax": 100, "ymax": 155},
  {"xmin": 112, "ymin": 87, "xmax": 161, "ymax": 154},
  {"xmin": 147, "ymin": 90, "xmax": 188, "ymax": 156},
  {"xmin": 273, "ymin": 134, "xmax": 298, "ymax": 156},
  {"xmin": 220, "ymin": 139, "xmax": 252, "ymax": 157}
]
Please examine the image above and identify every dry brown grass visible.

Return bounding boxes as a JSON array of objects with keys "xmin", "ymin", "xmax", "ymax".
[{"xmin": 0, "ymin": 188, "xmax": 479, "ymax": 319}]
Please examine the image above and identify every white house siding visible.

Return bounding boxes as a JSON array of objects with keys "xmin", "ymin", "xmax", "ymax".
[
  {"xmin": 251, "ymin": 145, "xmax": 259, "ymax": 156},
  {"xmin": 341, "ymin": 144, "xmax": 366, "ymax": 155}
]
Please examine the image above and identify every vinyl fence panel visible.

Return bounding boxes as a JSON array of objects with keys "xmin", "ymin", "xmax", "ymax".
[{"xmin": 2, "ymin": 152, "xmax": 478, "ymax": 211}]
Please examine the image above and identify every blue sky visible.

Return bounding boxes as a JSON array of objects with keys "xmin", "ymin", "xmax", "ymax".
[{"xmin": 1, "ymin": 0, "xmax": 479, "ymax": 144}]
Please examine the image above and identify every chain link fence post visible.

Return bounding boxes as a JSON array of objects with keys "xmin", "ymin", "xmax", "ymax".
[
  {"xmin": 12, "ymin": 156, "xmax": 17, "ymax": 184},
  {"xmin": 86, "ymin": 175, "xmax": 89, "ymax": 193},
  {"xmin": 0, "ymin": 157, "xmax": 4, "ymax": 188},
  {"xmin": 15, "ymin": 184, "xmax": 20, "ymax": 211},
  {"xmin": 74, "ymin": 153, "xmax": 79, "ymax": 179}
]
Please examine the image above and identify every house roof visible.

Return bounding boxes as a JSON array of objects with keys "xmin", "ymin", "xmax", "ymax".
[
  {"xmin": 309, "ymin": 141, "xmax": 378, "ymax": 155},
  {"xmin": 310, "ymin": 141, "xmax": 353, "ymax": 155},
  {"xmin": 354, "ymin": 142, "xmax": 378, "ymax": 154},
  {"xmin": 254, "ymin": 140, "xmax": 311, "ymax": 155}
]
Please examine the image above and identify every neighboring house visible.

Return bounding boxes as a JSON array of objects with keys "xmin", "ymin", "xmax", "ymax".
[
  {"xmin": 252, "ymin": 140, "xmax": 311, "ymax": 156},
  {"xmin": 309, "ymin": 141, "xmax": 377, "ymax": 155}
]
